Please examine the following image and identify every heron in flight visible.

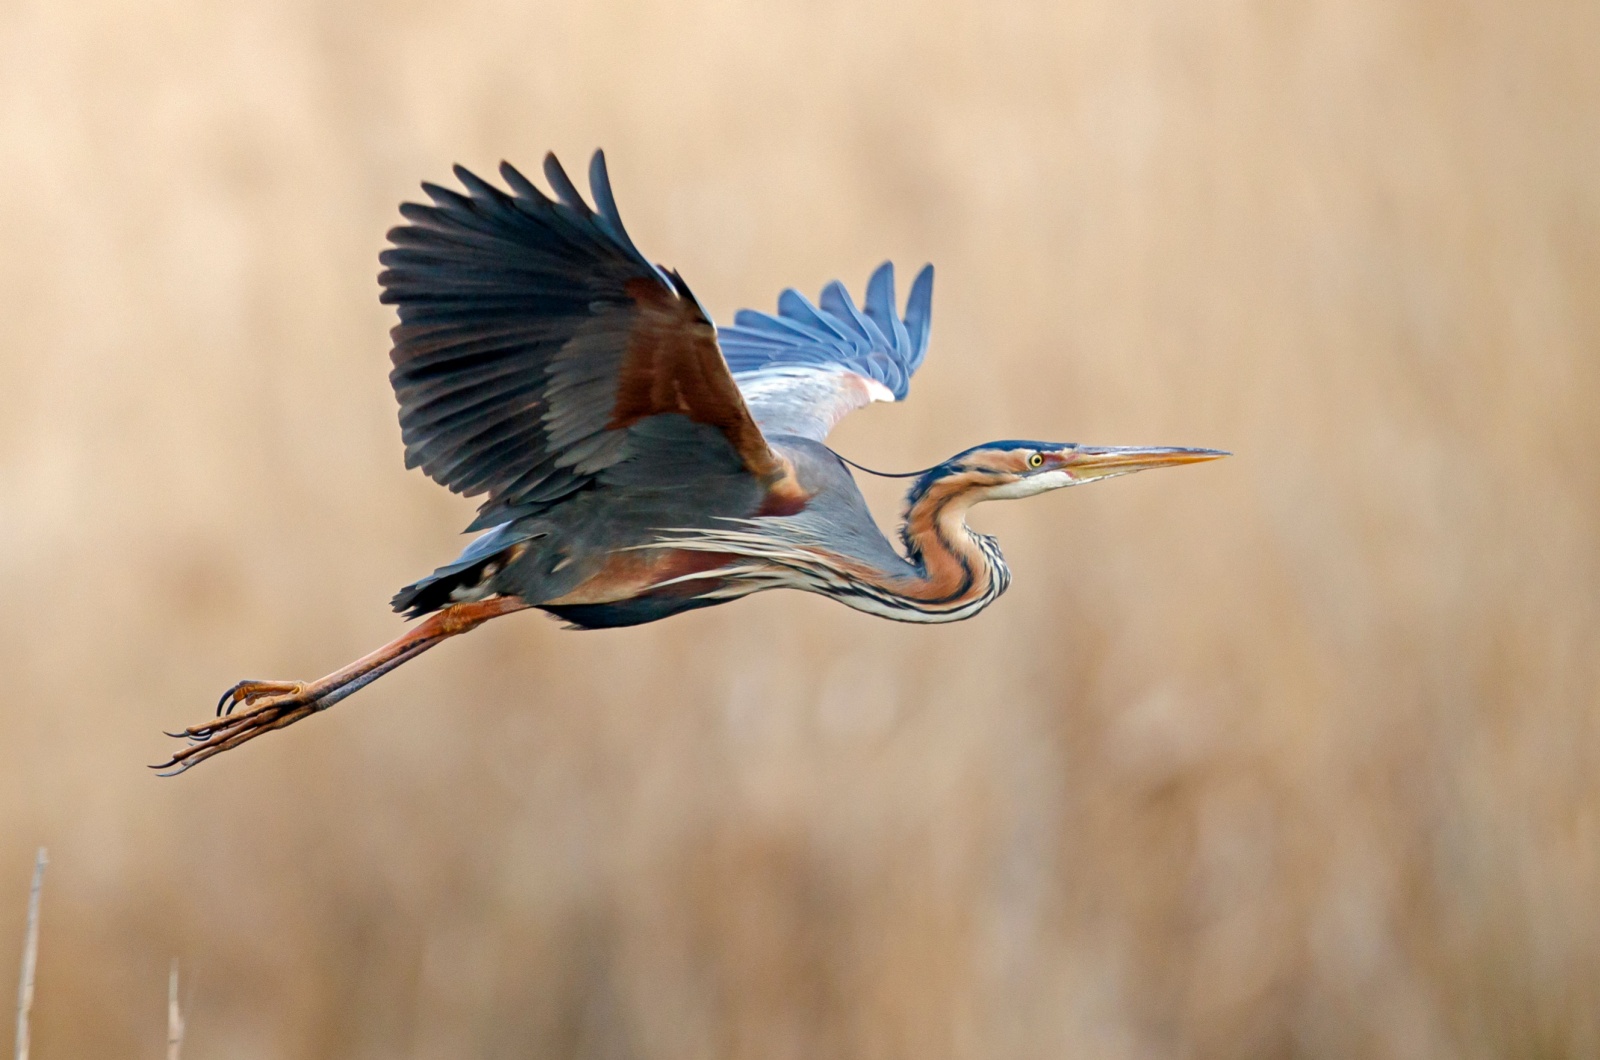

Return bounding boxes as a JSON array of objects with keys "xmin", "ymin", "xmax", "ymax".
[{"xmin": 160, "ymin": 151, "xmax": 1225, "ymax": 774}]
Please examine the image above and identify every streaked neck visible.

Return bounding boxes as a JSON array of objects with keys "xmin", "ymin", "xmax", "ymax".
[{"xmin": 889, "ymin": 472, "xmax": 1011, "ymax": 616}]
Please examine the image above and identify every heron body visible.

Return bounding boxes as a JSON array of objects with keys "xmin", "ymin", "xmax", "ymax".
[
  {"xmin": 160, "ymin": 151, "xmax": 1224, "ymax": 773},
  {"xmin": 394, "ymin": 432, "xmax": 1012, "ymax": 629}
]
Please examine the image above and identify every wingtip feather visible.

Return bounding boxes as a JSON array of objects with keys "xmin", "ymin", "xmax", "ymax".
[
  {"xmin": 498, "ymin": 160, "xmax": 545, "ymax": 203},
  {"xmin": 542, "ymin": 152, "xmax": 591, "ymax": 216},
  {"xmin": 903, "ymin": 263, "xmax": 935, "ymax": 365},
  {"xmin": 586, "ymin": 149, "xmax": 644, "ymax": 259},
  {"xmin": 865, "ymin": 261, "xmax": 896, "ymax": 310},
  {"xmin": 861, "ymin": 261, "xmax": 912, "ymax": 364}
]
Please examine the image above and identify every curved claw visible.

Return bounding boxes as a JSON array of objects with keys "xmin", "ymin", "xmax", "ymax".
[
  {"xmin": 215, "ymin": 679, "xmax": 307, "ymax": 718},
  {"xmin": 158, "ymin": 681, "xmax": 326, "ymax": 775},
  {"xmin": 215, "ymin": 681, "xmax": 247, "ymax": 716}
]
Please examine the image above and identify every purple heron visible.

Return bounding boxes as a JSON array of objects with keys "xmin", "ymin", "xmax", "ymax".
[{"xmin": 159, "ymin": 151, "xmax": 1225, "ymax": 774}]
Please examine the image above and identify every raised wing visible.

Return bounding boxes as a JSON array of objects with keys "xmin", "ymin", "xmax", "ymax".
[
  {"xmin": 381, "ymin": 151, "xmax": 787, "ymax": 532},
  {"xmin": 719, "ymin": 262, "xmax": 934, "ymax": 441}
]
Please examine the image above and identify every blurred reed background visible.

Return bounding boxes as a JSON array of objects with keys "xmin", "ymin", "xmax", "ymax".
[{"xmin": 1, "ymin": 0, "xmax": 1596, "ymax": 1056}]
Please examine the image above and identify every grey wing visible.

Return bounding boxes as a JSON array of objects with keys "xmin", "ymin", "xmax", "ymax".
[
  {"xmin": 381, "ymin": 150, "xmax": 789, "ymax": 537},
  {"xmin": 718, "ymin": 262, "xmax": 934, "ymax": 442}
]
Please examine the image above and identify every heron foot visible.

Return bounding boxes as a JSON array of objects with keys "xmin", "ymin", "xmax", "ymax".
[
  {"xmin": 154, "ymin": 597, "xmax": 535, "ymax": 777},
  {"xmin": 154, "ymin": 680, "xmax": 325, "ymax": 776}
]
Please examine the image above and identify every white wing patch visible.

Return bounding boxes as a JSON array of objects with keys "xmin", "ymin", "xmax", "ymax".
[{"xmin": 733, "ymin": 365, "xmax": 899, "ymax": 441}]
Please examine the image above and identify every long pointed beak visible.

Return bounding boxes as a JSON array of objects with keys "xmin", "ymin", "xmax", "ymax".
[{"xmin": 1063, "ymin": 445, "xmax": 1229, "ymax": 483}]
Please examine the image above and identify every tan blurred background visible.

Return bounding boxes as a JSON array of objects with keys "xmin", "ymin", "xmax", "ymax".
[{"xmin": 1, "ymin": 0, "xmax": 1597, "ymax": 1056}]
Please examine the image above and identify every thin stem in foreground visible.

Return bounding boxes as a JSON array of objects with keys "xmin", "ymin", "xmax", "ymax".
[
  {"xmin": 14, "ymin": 848, "xmax": 46, "ymax": 1060},
  {"xmin": 167, "ymin": 959, "xmax": 185, "ymax": 1060}
]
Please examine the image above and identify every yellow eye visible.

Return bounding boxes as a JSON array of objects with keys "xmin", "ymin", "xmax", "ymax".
[{"xmin": 1028, "ymin": 453, "xmax": 1044, "ymax": 469}]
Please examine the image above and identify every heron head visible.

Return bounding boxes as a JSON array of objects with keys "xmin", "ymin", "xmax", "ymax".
[{"xmin": 908, "ymin": 440, "xmax": 1228, "ymax": 507}]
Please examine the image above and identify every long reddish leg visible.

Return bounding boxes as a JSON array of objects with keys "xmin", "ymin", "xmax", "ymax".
[{"xmin": 156, "ymin": 596, "xmax": 532, "ymax": 775}]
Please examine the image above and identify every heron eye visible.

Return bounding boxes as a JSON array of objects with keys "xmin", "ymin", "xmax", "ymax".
[{"xmin": 1028, "ymin": 453, "xmax": 1044, "ymax": 469}]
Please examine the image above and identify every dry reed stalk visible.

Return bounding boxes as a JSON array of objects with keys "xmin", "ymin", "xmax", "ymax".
[
  {"xmin": 166, "ymin": 960, "xmax": 184, "ymax": 1060},
  {"xmin": 13, "ymin": 849, "xmax": 45, "ymax": 1060}
]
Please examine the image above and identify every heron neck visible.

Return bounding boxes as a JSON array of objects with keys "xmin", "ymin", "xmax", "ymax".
[{"xmin": 893, "ymin": 475, "xmax": 1010, "ymax": 608}]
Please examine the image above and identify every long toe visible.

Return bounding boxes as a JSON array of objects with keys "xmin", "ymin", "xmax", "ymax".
[
  {"xmin": 217, "ymin": 679, "xmax": 307, "ymax": 717},
  {"xmin": 156, "ymin": 681, "xmax": 324, "ymax": 774}
]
